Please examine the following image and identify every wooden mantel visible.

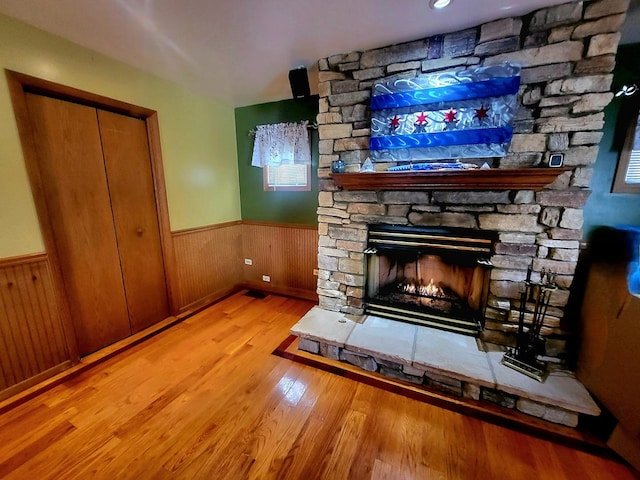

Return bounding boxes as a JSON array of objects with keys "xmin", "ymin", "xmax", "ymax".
[{"xmin": 331, "ymin": 168, "xmax": 571, "ymax": 191}]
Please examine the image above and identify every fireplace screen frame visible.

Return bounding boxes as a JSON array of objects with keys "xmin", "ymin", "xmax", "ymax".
[{"xmin": 364, "ymin": 225, "xmax": 497, "ymax": 336}]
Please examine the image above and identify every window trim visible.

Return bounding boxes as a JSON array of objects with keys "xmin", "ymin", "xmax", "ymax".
[
  {"xmin": 613, "ymin": 105, "xmax": 640, "ymax": 194},
  {"xmin": 262, "ymin": 163, "xmax": 311, "ymax": 192}
]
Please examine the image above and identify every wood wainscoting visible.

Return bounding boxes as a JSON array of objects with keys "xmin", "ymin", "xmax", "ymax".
[
  {"xmin": 172, "ymin": 221, "xmax": 244, "ymax": 313},
  {"xmin": 0, "ymin": 254, "xmax": 73, "ymax": 401},
  {"xmin": 173, "ymin": 221, "xmax": 318, "ymax": 313},
  {"xmin": 241, "ymin": 221, "xmax": 318, "ymax": 301},
  {"xmin": 172, "ymin": 221, "xmax": 319, "ymax": 311}
]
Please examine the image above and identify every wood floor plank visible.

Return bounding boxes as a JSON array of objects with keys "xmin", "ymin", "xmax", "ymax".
[
  {"xmin": 0, "ymin": 420, "xmax": 76, "ymax": 477},
  {"xmin": 274, "ymin": 373, "xmax": 359, "ymax": 479},
  {"xmin": 0, "ymin": 292, "xmax": 637, "ymax": 480},
  {"xmin": 371, "ymin": 458, "xmax": 410, "ymax": 480},
  {"xmin": 320, "ymin": 408, "xmax": 368, "ymax": 479},
  {"xmin": 8, "ymin": 430, "xmax": 121, "ymax": 480}
]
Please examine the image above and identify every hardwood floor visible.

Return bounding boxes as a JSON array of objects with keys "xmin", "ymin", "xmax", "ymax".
[{"xmin": 0, "ymin": 292, "xmax": 636, "ymax": 479}]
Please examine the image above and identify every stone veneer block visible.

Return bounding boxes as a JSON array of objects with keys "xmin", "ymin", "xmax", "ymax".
[
  {"xmin": 290, "ymin": 306, "xmax": 357, "ymax": 347},
  {"xmin": 485, "ymin": 41, "xmax": 584, "ymax": 68},
  {"xmin": 516, "ymin": 398, "xmax": 579, "ymax": 427},
  {"xmin": 479, "ymin": 18, "xmax": 523, "ymax": 43},
  {"xmin": 529, "ymin": 2, "xmax": 583, "ymax": 31},
  {"xmin": 345, "ymin": 315, "xmax": 416, "ymax": 365},
  {"xmin": 486, "ymin": 352, "xmax": 600, "ymax": 416},
  {"xmin": 585, "ymin": 0, "xmax": 630, "ymax": 19},
  {"xmin": 299, "ymin": 338, "xmax": 320, "ymax": 354},
  {"xmin": 413, "ymin": 326, "xmax": 495, "ymax": 388},
  {"xmin": 360, "ymin": 40, "xmax": 429, "ymax": 68},
  {"xmin": 463, "ymin": 383, "xmax": 481, "ymax": 401}
]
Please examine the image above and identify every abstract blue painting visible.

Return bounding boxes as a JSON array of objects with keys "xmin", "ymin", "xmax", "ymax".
[{"xmin": 369, "ymin": 63, "xmax": 521, "ymax": 162}]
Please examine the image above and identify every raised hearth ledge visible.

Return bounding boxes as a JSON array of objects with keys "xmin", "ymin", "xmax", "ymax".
[
  {"xmin": 290, "ymin": 306, "xmax": 600, "ymax": 427},
  {"xmin": 331, "ymin": 167, "xmax": 571, "ymax": 191}
]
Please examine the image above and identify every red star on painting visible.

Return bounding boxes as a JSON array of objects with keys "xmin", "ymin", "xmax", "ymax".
[
  {"xmin": 415, "ymin": 112, "xmax": 428, "ymax": 126},
  {"xmin": 389, "ymin": 115, "xmax": 401, "ymax": 130},
  {"xmin": 443, "ymin": 108, "xmax": 458, "ymax": 124},
  {"xmin": 474, "ymin": 105, "xmax": 490, "ymax": 122}
]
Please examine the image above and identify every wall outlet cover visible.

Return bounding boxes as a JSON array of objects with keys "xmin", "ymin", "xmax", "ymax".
[{"xmin": 262, "ymin": 275, "xmax": 271, "ymax": 282}]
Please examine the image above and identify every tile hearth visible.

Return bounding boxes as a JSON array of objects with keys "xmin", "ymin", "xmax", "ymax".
[{"xmin": 291, "ymin": 307, "xmax": 600, "ymax": 428}]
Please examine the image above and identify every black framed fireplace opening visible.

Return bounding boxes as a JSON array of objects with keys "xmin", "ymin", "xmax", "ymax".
[{"xmin": 365, "ymin": 225, "xmax": 497, "ymax": 336}]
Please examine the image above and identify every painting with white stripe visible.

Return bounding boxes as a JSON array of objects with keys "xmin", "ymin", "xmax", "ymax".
[{"xmin": 369, "ymin": 63, "xmax": 521, "ymax": 163}]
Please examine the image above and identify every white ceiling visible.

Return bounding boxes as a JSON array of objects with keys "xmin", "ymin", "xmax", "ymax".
[{"xmin": 0, "ymin": 0, "xmax": 637, "ymax": 107}]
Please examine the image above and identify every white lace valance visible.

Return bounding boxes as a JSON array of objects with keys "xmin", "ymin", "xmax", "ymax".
[{"xmin": 251, "ymin": 121, "xmax": 311, "ymax": 168}]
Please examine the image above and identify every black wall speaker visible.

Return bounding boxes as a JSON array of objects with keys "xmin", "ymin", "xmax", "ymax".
[{"xmin": 288, "ymin": 67, "xmax": 310, "ymax": 99}]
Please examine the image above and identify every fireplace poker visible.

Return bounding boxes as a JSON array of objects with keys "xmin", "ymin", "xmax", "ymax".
[
  {"xmin": 528, "ymin": 282, "xmax": 544, "ymax": 347},
  {"xmin": 517, "ymin": 264, "xmax": 533, "ymax": 352},
  {"xmin": 532, "ymin": 285, "xmax": 556, "ymax": 340},
  {"xmin": 517, "ymin": 289, "xmax": 526, "ymax": 349}
]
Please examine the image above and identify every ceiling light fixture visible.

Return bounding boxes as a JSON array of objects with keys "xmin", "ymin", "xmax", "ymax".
[{"xmin": 429, "ymin": 0, "xmax": 453, "ymax": 9}]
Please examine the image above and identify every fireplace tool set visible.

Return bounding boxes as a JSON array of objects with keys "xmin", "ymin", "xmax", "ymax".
[{"xmin": 501, "ymin": 266, "xmax": 557, "ymax": 382}]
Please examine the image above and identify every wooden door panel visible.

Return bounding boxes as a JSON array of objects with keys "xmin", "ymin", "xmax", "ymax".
[
  {"xmin": 98, "ymin": 110, "xmax": 170, "ymax": 332},
  {"xmin": 25, "ymin": 94, "xmax": 131, "ymax": 355}
]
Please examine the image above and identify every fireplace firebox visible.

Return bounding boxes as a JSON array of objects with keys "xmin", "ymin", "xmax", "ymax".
[{"xmin": 365, "ymin": 225, "xmax": 497, "ymax": 336}]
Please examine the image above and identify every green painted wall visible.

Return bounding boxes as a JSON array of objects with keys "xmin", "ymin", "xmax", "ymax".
[
  {"xmin": 235, "ymin": 97, "xmax": 319, "ymax": 225},
  {"xmin": 584, "ymin": 44, "xmax": 640, "ymax": 239},
  {"xmin": 0, "ymin": 13, "xmax": 240, "ymax": 258}
]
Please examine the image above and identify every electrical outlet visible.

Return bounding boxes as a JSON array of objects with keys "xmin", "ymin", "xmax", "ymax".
[
  {"xmin": 244, "ymin": 258, "xmax": 253, "ymax": 265},
  {"xmin": 313, "ymin": 269, "xmax": 318, "ymax": 276},
  {"xmin": 262, "ymin": 275, "xmax": 271, "ymax": 282}
]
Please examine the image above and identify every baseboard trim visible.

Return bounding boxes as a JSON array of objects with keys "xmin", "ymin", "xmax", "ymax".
[
  {"xmin": 176, "ymin": 285, "xmax": 243, "ymax": 316},
  {"xmin": 241, "ymin": 281, "xmax": 318, "ymax": 302},
  {"xmin": 0, "ymin": 361, "xmax": 72, "ymax": 404}
]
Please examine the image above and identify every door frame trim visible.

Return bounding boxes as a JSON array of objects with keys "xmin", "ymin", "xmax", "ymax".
[{"xmin": 6, "ymin": 70, "xmax": 180, "ymax": 362}]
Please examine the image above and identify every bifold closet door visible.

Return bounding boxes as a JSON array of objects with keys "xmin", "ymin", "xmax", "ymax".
[
  {"xmin": 97, "ymin": 110, "xmax": 169, "ymax": 333},
  {"xmin": 25, "ymin": 94, "xmax": 131, "ymax": 355}
]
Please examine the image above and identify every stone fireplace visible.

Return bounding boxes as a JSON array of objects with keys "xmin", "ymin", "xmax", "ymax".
[
  {"xmin": 364, "ymin": 224, "xmax": 496, "ymax": 336},
  {"xmin": 314, "ymin": 0, "xmax": 628, "ymax": 362}
]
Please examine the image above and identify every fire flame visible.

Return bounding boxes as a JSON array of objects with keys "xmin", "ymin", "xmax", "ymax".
[{"xmin": 400, "ymin": 278, "xmax": 444, "ymax": 297}]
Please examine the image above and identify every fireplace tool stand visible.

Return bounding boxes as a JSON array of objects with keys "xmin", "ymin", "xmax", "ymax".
[{"xmin": 501, "ymin": 267, "xmax": 557, "ymax": 382}]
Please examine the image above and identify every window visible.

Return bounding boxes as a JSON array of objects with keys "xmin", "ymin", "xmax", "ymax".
[
  {"xmin": 251, "ymin": 121, "xmax": 312, "ymax": 192},
  {"xmin": 613, "ymin": 107, "xmax": 640, "ymax": 193},
  {"xmin": 263, "ymin": 163, "xmax": 311, "ymax": 191}
]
